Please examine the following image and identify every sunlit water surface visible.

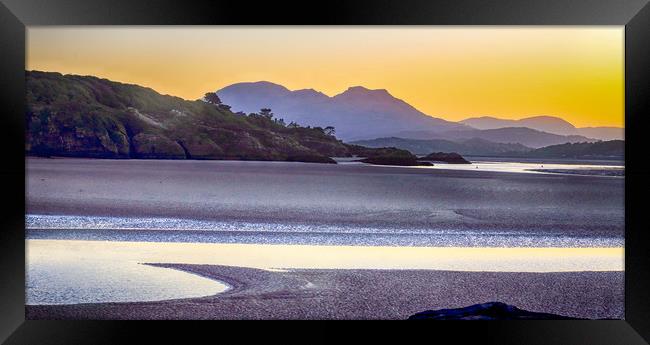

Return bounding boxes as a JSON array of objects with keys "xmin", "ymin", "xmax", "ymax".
[
  {"xmin": 359, "ymin": 160, "xmax": 624, "ymax": 176},
  {"xmin": 27, "ymin": 241, "xmax": 229, "ymax": 305}
]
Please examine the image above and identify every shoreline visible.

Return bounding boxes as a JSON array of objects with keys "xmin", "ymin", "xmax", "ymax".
[
  {"xmin": 27, "ymin": 154, "xmax": 626, "ymax": 165},
  {"xmin": 26, "ymin": 263, "xmax": 624, "ymax": 320}
]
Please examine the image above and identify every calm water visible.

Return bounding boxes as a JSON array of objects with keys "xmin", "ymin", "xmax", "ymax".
[
  {"xmin": 424, "ymin": 161, "xmax": 623, "ymax": 175},
  {"xmin": 27, "ymin": 241, "xmax": 229, "ymax": 305},
  {"xmin": 336, "ymin": 156, "xmax": 624, "ymax": 175},
  {"xmin": 354, "ymin": 160, "xmax": 625, "ymax": 176},
  {"xmin": 463, "ymin": 156, "xmax": 624, "ymax": 166}
]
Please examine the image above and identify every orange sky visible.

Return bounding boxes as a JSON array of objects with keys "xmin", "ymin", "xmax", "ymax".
[{"xmin": 26, "ymin": 26, "xmax": 624, "ymax": 128}]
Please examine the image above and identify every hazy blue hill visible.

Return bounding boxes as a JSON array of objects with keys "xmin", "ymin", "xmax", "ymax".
[
  {"xmin": 394, "ymin": 126, "xmax": 595, "ymax": 149},
  {"xmin": 350, "ymin": 137, "xmax": 531, "ymax": 156},
  {"xmin": 216, "ymin": 82, "xmax": 466, "ymax": 141},
  {"xmin": 576, "ymin": 127, "xmax": 624, "ymax": 141},
  {"xmin": 25, "ymin": 71, "xmax": 362, "ymax": 163},
  {"xmin": 460, "ymin": 115, "xmax": 623, "ymax": 141},
  {"xmin": 460, "ymin": 116, "xmax": 520, "ymax": 130},
  {"xmin": 214, "ymin": 81, "xmax": 297, "ymax": 114},
  {"xmin": 461, "ymin": 116, "xmax": 576, "ymax": 135},
  {"xmin": 512, "ymin": 140, "xmax": 624, "ymax": 159},
  {"xmin": 517, "ymin": 116, "xmax": 577, "ymax": 135},
  {"xmin": 442, "ymin": 127, "xmax": 595, "ymax": 148},
  {"xmin": 352, "ymin": 137, "xmax": 623, "ymax": 160},
  {"xmin": 217, "ymin": 82, "xmax": 616, "ymax": 145}
]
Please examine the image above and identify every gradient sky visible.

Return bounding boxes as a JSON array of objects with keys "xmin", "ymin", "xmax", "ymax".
[{"xmin": 27, "ymin": 27, "xmax": 624, "ymax": 128}]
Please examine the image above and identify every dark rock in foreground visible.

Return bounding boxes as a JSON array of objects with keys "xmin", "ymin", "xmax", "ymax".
[
  {"xmin": 420, "ymin": 152, "xmax": 471, "ymax": 164},
  {"xmin": 408, "ymin": 302, "xmax": 583, "ymax": 320}
]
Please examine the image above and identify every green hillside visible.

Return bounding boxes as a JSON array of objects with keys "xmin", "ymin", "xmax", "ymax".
[{"xmin": 26, "ymin": 71, "xmax": 360, "ymax": 163}]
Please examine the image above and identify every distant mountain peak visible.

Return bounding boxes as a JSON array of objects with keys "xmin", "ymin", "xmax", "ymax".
[
  {"xmin": 247, "ymin": 80, "xmax": 288, "ymax": 88},
  {"xmin": 346, "ymin": 85, "xmax": 371, "ymax": 92},
  {"xmin": 292, "ymin": 88, "xmax": 328, "ymax": 98},
  {"xmin": 458, "ymin": 115, "xmax": 624, "ymax": 141},
  {"xmin": 215, "ymin": 81, "xmax": 464, "ymax": 140},
  {"xmin": 219, "ymin": 81, "xmax": 290, "ymax": 93},
  {"xmin": 524, "ymin": 115, "xmax": 568, "ymax": 120},
  {"xmin": 336, "ymin": 86, "xmax": 392, "ymax": 98},
  {"xmin": 460, "ymin": 115, "xmax": 582, "ymax": 138},
  {"xmin": 472, "ymin": 115, "xmax": 501, "ymax": 120}
]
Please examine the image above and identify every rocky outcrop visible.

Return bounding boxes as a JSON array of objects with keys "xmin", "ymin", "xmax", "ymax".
[
  {"xmin": 299, "ymin": 138, "xmax": 350, "ymax": 157},
  {"xmin": 408, "ymin": 302, "xmax": 582, "ymax": 320},
  {"xmin": 176, "ymin": 137, "xmax": 224, "ymax": 159},
  {"xmin": 26, "ymin": 114, "xmax": 131, "ymax": 159},
  {"xmin": 131, "ymin": 133, "xmax": 186, "ymax": 159}
]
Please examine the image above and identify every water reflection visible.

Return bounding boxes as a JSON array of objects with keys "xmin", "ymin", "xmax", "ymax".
[{"xmin": 27, "ymin": 240, "xmax": 229, "ymax": 305}]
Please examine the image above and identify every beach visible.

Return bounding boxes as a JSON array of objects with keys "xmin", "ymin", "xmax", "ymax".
[{"xmin": 25, "ymin": 158, "xmax": 625, "ymax": 319}]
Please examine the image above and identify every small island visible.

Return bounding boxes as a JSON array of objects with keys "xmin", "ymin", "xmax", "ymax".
[
  {"xmin": 351, "ymin": 147, "xmax": 472, "ymax": 167},
  {"xmin": 348, "ymin": 145, "xmax": 433, "ymax": 166},
  {"xmin": 360, "ymin": 156, "xmax": 433, "ymax": 166},
  {"xmin": 419, "ymin": 152, "xmax": 471, "ymax": 164}
]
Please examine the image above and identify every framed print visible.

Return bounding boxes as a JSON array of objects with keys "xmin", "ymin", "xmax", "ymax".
[{"xmin": 1, "ymin": 0, "xmax": 649, "ymax": 344}]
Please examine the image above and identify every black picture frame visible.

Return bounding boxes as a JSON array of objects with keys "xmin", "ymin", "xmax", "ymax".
[{"xmin": 1, "ymin": 0, "xmax": 649, "ymax": 343}]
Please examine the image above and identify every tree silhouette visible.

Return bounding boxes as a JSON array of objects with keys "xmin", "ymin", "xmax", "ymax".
[
  {"xmin": 324, "ymin": 126, "xmax": 336, "ymax": 136},
  {"xmin": 203, "ymin": 92, "xmax": 222, "ymax": 105},
  {"xmin": 260, "ymin": 108, "xmax": 274, "ymax": 119}
]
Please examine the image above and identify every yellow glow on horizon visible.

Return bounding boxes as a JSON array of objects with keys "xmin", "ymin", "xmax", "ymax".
[{"xmin": 26, "ymin": 27, "xmax": 624, "ymax": 128}]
